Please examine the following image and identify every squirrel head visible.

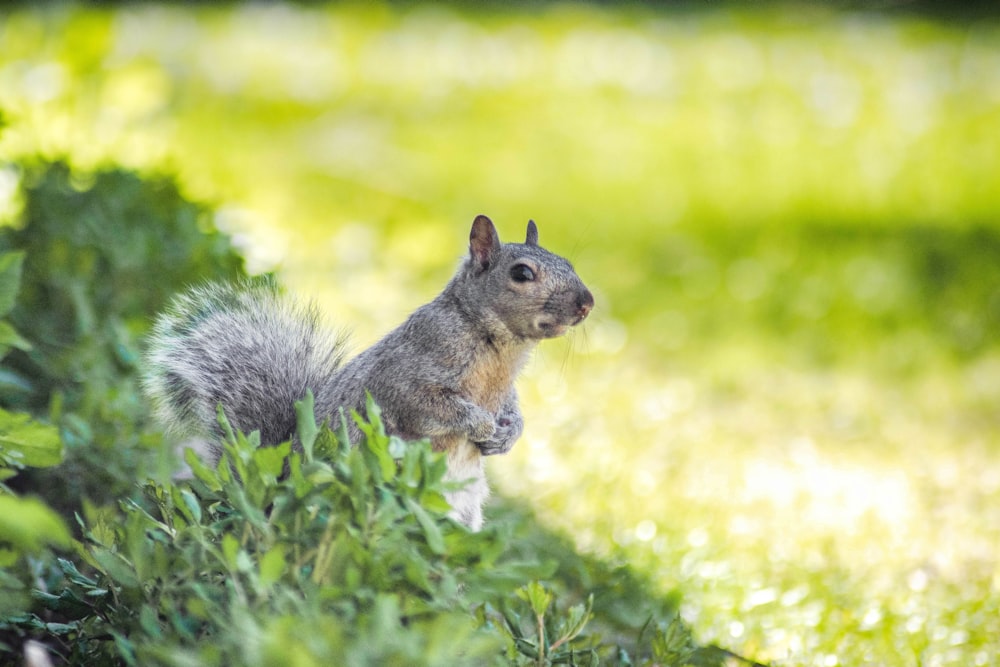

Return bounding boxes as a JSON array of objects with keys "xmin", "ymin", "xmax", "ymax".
[{"xmin": 458, "ymin": 215, "xmax": 594, "ymax": 341}]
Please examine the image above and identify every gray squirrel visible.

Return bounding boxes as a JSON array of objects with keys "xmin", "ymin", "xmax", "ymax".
[{"xmin": 143, "ymin": 215, "xmax": 593, "ymax": 530}]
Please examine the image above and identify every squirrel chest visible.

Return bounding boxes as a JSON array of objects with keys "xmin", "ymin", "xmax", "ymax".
[{"xmin": 458, "ymin": 341, "xmax": 528, "ymax": 412}]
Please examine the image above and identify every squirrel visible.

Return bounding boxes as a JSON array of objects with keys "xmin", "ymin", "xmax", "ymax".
[{"xmin": 142, "ymin": 215, "xmax": 593, "ymax": 530}]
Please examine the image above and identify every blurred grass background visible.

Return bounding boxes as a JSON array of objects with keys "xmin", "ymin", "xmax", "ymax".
[{"xmin": 1, "ymin": 2, "xmax": 999, "ymax": 665}]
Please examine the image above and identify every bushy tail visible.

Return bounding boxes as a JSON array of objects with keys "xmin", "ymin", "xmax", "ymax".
[{"xmin": 143, "ymin": 277, "xmax": 346, "ymax": 452}]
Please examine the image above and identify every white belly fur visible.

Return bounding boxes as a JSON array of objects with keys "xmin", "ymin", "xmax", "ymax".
[{"xmin": 442, "ymin": 438, "xmax": 489, "ymax": 531}]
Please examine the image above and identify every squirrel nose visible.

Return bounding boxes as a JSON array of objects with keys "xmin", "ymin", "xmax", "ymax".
[{"xmin": 576, "ymin": 289, "xmax": 594, "ymax": 319}]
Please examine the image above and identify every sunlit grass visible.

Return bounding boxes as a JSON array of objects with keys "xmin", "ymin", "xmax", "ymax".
[
  {"xmin": 507, "ymin": 357, "xmax": 1000, "ymax": 664},
  {"xmin": 2, "ymin": 3, "xmax": 999, "ymax": 665}
]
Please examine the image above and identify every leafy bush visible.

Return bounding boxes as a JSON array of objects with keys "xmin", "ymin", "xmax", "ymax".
[
  {"xmin": 20, "ymin": 394, "xmax": 514, "ymax": 665},
  {"xmin": 3, "ymin": 392, "xmax": 727, "ymax": 666},
  {"xmin": 0, "ymin": 160, "xmax": 247, "ymax": 513},
  {"xmin": 0, "ymin": 249, "xmax": 61, "ymax": 484},
  {"xmin": 0, "ymin": 248, "xmax": 71, "ymax": 618}
]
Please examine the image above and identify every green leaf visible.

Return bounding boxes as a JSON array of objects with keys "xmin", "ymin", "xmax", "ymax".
[
  {"xmin": 259, "ymin": 545, "xmax": 286, "ymax": 588},
  {"xmin": 178, "ymin": 488, "xmax": 202, "ymax": 525},
  {"xmin": 58, "ymin": 558, "xmax": 97, "ymax": 587},
  {"xmin": 294, "ymin": 390, "xmax": 319, "ymax": 462},
  {"xmin": 420, "ymin": 490, "xmax": 452, "ymax": 515},
  {"xmin": 0, "ymin": 321, "xmax": 31, "ymax": 354},
  {"xmin": 364, "ymin": 392, "xmax": 384, "ymax": 432},
  {"xmin": 334, "ymin": 408, "xmax": 351, "ymax": 452},
  {"xmin": 558, "ymin": 595, "xmax": 594, "ymax": 647},
  {"xmin": 254, "ymin": 441, "xmax": 291, "ymax": 482},
  {"xmin": 651, "ymin": 615, "xmax": 697, "ymax": 665},
  {"xmin": 221, "ymin": 533, "xmax": 240, "ymax": 570},
  {"xmin": 44, "ymin": 622, "xmax": 79, "ymax": 636},
  {"xmin": 112, "ymin": 633, "xmax": 137, "ymax": 667},
  {"xmin": 184, "ymin": 447, "xmax": 222, "ymax": 492},
  {"xmin": 140, "ymin": 605, "xmax": 162, "ymax": 639},
  {"xmin": 356, "ymin": 396, "xmax": 396, "ymax": 483},
  {"xmin": 235, "ymin": 549, "xmax": 253, "ymax": 573},
  {"xmin": 0, "ymin": 251, "xmax": 25, "ymax": 317},
  {"xmin": 0, "ymin": 494, "xmax": 71, "ymax": 552},
  {"xmin": 518, "ymin": 581, "xmax": 553, "ymax": 618},
  {"xmin": 405, "ymin": 497, "xmax": 445, "ymax": 555},
  {"xmin": 216, "ymin": 404, "xmax": 237, "ymax": 445},
  {"xmin": 0, "ymin": 409, "xmax": 63, "ymax": 468}
]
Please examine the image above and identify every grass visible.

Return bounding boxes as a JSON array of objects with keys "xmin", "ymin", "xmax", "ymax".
[{"xmin": 2, "ymin": 3, "xmax": 999, "ymax": 665}]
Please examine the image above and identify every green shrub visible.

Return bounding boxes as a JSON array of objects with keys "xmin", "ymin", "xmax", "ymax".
[
  {"xmin": 2, "ymin": 392, "xmax": 726, "ymax": 666},
  {"xmin": 25, "ymin": 393, "xmax": 517, "ymax": 665},
  {"xmin": 0, "ymin": 249, "xmax": 61, "ymax": 486},
  {"xmin": 0, "ymin": 160, "xmax": 247, "ymax": 512},
  {"xmin": 0, "ymin": 247, "xmax": 71, "ymax": 618}
]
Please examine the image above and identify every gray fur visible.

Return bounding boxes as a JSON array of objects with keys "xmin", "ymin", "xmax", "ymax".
[{"xmin": 143, "ymin": 217, "xmax": 593, "ymax": 530}]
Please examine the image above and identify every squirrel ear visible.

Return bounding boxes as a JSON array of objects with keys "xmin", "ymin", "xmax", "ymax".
[
  {"xmin": 525, "ymin": 220, "xmax": 539, "ymax": 246},
  {"xmin": 469, "ymin": 215, "xmax": 501, "ymax": 271}
]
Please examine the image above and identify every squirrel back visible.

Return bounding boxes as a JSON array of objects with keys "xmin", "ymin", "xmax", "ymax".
[{"xmin": 143, "ymin": 216, "xmax": 593, "ymax": 529}]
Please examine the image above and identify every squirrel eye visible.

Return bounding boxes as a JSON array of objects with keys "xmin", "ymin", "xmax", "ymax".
[{"xmin": 509, "ymin": 264, "xmax": 535, "ymax": 283}]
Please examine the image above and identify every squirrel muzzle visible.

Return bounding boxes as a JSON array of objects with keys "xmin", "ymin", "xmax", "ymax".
[
  {"xmin": 533, "ymin": 286, "xmax": 594, "ymax": 338},
  {"xmin": 576, "ymin": 288, "xmax": 595, "ymax": 321}
]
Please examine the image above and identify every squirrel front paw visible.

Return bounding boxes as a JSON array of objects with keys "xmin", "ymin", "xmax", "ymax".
[{"xmin": 475, "ymin": 415, "xmax": 522, "ymax": 457}]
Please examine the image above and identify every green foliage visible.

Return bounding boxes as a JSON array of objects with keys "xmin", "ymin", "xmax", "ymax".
[
  {"xmin": 0, "ymin": 161, "xmax": 245, "ymax": 415},
  {"xmin": 62, "ymin": 396, "xmax": 510, "ymax": 665},
  {"xmin": 0, "ymin": 408, "xmax": 62, "ymax": 477},
  {"xmin": 0, "ymin": 495, "xmax": 70, "ymax": 555},
  {"xmin": 486, "ymin": 581, "xmax": 599, "ymax": 665},
  {"xmin": 0, "ymin": 248, "xmax": 63, "ymax": 484},
  {"xmin": 0, "ymin": 160, "xmax": 247, "ymax": 512},
  {"xmin": 0, "ymin": 395, "xmax": 716, "ymax": 666},
  {"xmin": 0, "ymin": 252, "xmax": 31, "ymax": 359},
  {"xmin": 0, "ymin": 248, "xmax": 70, "ymax": 619}
]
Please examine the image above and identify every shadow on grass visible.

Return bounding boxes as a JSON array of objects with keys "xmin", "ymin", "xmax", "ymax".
[{"xmin": 490, "ymin": 495, "xmax": 769, "ymax": 666}]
